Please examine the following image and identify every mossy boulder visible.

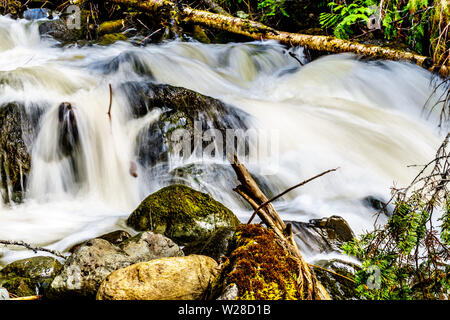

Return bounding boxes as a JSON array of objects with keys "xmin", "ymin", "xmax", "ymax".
[
  {"xmin": 0, "ymin": 256, "xmax": 63, "ymax": 297},
  {"xmin": 208, "ymin": 224, "xmax": 304, "ymax": 300},
  {"xmin": 0, "ymin": 102, "xmax": 37, "ymax": 203},
  {"xmin": 127, "ymin": 184, "xmax": 240, "ymax": 246}
]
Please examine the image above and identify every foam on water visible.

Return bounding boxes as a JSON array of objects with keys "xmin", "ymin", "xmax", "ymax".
[{"xmin": 0, "ymin": 15, "xmax": 446, "ymax": 265}]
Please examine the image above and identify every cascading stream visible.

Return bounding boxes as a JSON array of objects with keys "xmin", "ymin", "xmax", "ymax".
[{"xmin": 0, "ymin": 15, "xmax": 446, "ymax": 265}]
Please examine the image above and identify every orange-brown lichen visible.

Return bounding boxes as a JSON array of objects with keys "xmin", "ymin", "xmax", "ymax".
[{"xmin": 211, "ymin": 224, "xmax": 302, "ymax": 300}]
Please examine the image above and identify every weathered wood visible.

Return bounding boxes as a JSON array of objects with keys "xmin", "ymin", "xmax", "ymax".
[
  {"xmin": 98, "ymin": 0, "xmax": 448, "ymax": 76},
  {"xmin": 230, "ymin": 155, "xmax": 331, "ymax": 300}
]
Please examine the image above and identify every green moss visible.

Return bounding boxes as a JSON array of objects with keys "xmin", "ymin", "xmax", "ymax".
[
  {"xmin": 0, "ymin": 256, "xmax": 62, "ymax": 297},
  {"xmin": 99, "ymin": 33, "xmax": 128, "ymax": 46},
  {"xmin": 192, "ymin": 25, "xmax": 211, "ymax": 44},
  {"xmin": 127, "ymin": 184, "xmax": 240, "ymax": 245},
  {"xmin": 210, "ymin": 224, "xmax": 303, "ymax": 300},
  {"xmin": 1, "ymin": 277, "xmax": 35, "ymax": 297},
  {"xmin": 98, "ymin": 20, "xmax": 125, "ymax": 35}
]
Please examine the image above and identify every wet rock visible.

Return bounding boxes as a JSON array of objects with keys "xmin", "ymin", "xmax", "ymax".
[
  {"xmin": 38, "ymin": 10, "xmax": 91, "ymax": 45},
  {"xmin": 97, "ymin": 255, "xmax": 218, "ymax": 300},
  {"xmin": 126, "ymin": 184, "xmax": 241, "ymax": 246},
  {"xmin": 0, "ymin": 102, "xmax": 35, "ymax": 203},
  {"xmin": 49, "ymin": 239, "xmax": 130, "ymax": 299},
  {"xmin": 91, "ymin": 51, "xmax": 152, "ymax": 77},
  {"xmin": 208, "ymin": 224, "xmax": 304, "ymax": 300},
  {"xmin": 58, "ymin": 102, "xmax": 79, "ymax": 157},
  {"xmin": 98, "ymin": 230, "xmax": 131, "ymax": 245},
  {"xmin": 119, "ymin": 81, "xmax": 250, "ymax": 167},
  {"xmin": 49, "ymin": 232, "xmax": 183, "ymax": 299},
  {"xmin": 0, "ymin": 256, "xmax": 62, "ymax": 297},
  {"xmin": 0, "ymin": 287, "xmax": 9, "ymax": 300},
  {"xmin": 118, "ymin": 231, "xmax": 184, "ymax": 263},
  {"xmin": 312, "ymin": 259, "xmax": 360, "ymax": 300},
  {"xmin": 362, "ymin": 195, "xmax": 392, "ymax": 216},
  {"xmin": 183, "ymin": 226, "xmax": 235, "ymax": 262},
  {"xmin": 68, "ymin": 229, "xmax": 132, "ymax": 253},
  {"xmin": 289, "ymin": 216, "xmax": 355, "ymax": 254}
]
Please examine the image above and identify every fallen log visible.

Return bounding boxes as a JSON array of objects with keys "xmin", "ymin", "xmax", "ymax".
[
  {"xmin": 230, "ymin": 155, "xmax": 331, "ymax": 300},
  {"xmin": 89, "ymin": 0, "xmax": 448, "ymax": 76}
]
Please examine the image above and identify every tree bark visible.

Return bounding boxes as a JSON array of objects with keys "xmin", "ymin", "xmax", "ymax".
[{"xmin": 99, "ymin": 0, "xmax": 448, "ymax": 77}]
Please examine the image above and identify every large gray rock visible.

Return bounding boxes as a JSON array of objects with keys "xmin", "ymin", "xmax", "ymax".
[
  {"xmin": 118, "ymin": 81, "xmax": 250, "ymax": 167},
  {"xmin": 49, "ymin": 231, "xmax": 183, "ymax": 299}
]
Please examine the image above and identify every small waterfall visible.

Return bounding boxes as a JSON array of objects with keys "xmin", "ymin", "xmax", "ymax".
[{"xmin": 0, "ymin": 15, "xmax": 447, "ymax": 265}]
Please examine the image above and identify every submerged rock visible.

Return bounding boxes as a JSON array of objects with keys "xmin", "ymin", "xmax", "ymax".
[
  {"xmin": 119, "ymin": 81, "xmax": 250, "ymax": 167},
  {"xmin": 57, "ymin": 102, "xmax": 79, "ymax": 157},
  {"xmin": 49, "ymin": 232, "xmax": 183, "ymax": 299},
  {"xmin": 0, "ymin": 256, "xmax": 62, "ymax": 298},
  {"xmin": 208, "ymin": 224, "xmax": 304, "ymax": 300},
  {"xmin": 97, "ymin": 255, "xmax": 218, "ymax": 300},
  {"xmin": 312, "ymin": 259, "xmax": 360, "ymax": 300},
  {"xmin": 0, "ymin": 102, "xmax": 35, "ymax": 203},
  {"xmin": 126, "ymin": 184, "xmax": 240, "ymax": 246},
  {"xmin": 289, "ymin": 216, "xmax": 355, "ymax": 254}
]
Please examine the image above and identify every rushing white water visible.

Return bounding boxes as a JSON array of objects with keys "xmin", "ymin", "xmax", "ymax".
[{"xmin": 0, "ymin": 15, "xmax": 447, "ymax": 265}]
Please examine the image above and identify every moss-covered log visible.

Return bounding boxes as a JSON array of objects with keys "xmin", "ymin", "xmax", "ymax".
[{"xmin": 97, "ymin": 0, "xmax": 448, "ymax": 76}]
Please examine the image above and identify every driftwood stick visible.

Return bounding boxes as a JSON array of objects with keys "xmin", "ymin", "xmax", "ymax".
[
  {"xmin": 0, "ymin": 240, "xmax": 66, "ymax": 259},
  {"xmin": 231, "ymin": 155, "xmax": 285, "ymax": 232},
  {"xmin": 107, "ymin": 83, "xmax": 113, "ymax": 123},
  {"xmin": 247, "ymin": 168, "xmax": 339, "ymax": 224},
  {"xmin": 234, "ymin": 186, "xmax": 285, "ymax": 240}
]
